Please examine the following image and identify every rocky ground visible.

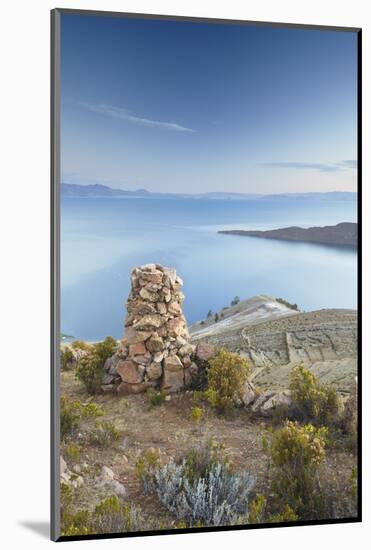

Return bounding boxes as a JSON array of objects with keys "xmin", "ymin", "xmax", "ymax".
[{"xmin": 60, "ymin": 369, "xmax": 357, "ymax": 528}]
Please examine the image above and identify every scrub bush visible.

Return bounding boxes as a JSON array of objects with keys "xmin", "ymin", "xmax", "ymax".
[
  {"xmin": 266, "ymin": 421, "xmax": 327, "ymax": 518},
  {"xmin": 60, "ymin": 347, "xmax": 74, "ymax": 371},
  {"xmin": 76, "ymin": 336, "xmax": 118, "ymax": 394},
  {"xmin": 70, "ymin": 340, "xmax": 91, "ymax": 351},
  {"xmin": 60, "ymin": 397, "xmax": 104, "ymax": 440},
  {"xmin": 92, "ymin": 495, "xmax": 143, "ymax": 534},
  {"xmin": 190, "ymin": 406, "xmax": 204, "ymax": 423},
  {"xmin": 147, "ymin": 388, "xmax": 166, "ymax": 407},
  {"xmin": 289, "ymin": 365, "xmax": 343, "ymax": 427},
  {"xmin": 89, "ymin": 421, "xmax": 121, "ymax": 448},
  {"xmin": 206, "ymin": 349, "xmax": 250, "ymax": 411},
  {"xmin": 60, "ymin": 488, "xmax": 143, "ymax": 536}
]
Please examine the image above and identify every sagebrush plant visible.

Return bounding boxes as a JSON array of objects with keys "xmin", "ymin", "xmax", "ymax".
[
  {"xmin": 265, "ymin": 421, "xmax": 327, "ymax": 519},
  {"xmin": 154, "ymin": 460, "xmax": 254, "ymax": 527},
  {"xmin": 89, "ymin": 421, "xmax": 121, "ymax": 447},
  {"xmin": 76, "ymin": 336, "xmax": 118, "ymax": 394},
  {"xmin": 289, "ymin": 365, "xmax": 343, "ymax": 427},
  {"xmin": 206, "ymin": 349, "xmax": 250, "ymax": 411},
  {"xmin": 137, "ymin": 441, "xmax": 254, "ymax": 527},
  {"xmin": 60, "ymin": 397, "xmax": 104, "ymax": 440}
]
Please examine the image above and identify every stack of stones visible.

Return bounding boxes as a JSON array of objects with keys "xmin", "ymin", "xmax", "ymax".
[{"xmin": 112, "ymin": 264, "xmax": 196, "ymax": 394}]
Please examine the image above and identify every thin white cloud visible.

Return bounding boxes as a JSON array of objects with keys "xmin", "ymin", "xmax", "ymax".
[
  {"xmin": 80, "ymin": 102, "xmax": 194, "ymax": 133},
  {"xmin": 263, "ymin": 160, "xmax": 357, "ymax": 173}
]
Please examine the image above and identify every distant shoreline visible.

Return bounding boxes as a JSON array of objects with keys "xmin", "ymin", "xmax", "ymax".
[
  {"xmin": 61, "ymin": 183, "xmax": 356, "ymax": 202},
  {"xmin": 218, "ymin": 222, "xmax": 357, "ymax": 247}
]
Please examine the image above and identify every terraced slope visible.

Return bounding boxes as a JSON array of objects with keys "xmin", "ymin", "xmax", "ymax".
[{"xmin": 190, "ymin": 299, "xmax": 357, "ymax": 393}]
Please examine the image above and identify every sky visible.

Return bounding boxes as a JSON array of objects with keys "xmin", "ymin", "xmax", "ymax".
[{"xmin": 60, "ymin": 14, "xmax": 358, "ymax": 194}]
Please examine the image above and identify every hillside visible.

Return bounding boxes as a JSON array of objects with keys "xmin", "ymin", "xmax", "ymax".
[
  {"xmin": 190, "ymin": 295, "xmax": 299, "ymax": 338},
  {"xmin": 218, "ymin": 222, "xmax": 357, "ymax": 247},
  {"xmin": 190, "ymin": 297, "xmax": 357, "ymax": 393}
]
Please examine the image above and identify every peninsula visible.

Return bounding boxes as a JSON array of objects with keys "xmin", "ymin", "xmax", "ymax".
[{"xmin": 218, "ymin": 222, "xmax": 357, "ymax": 247}]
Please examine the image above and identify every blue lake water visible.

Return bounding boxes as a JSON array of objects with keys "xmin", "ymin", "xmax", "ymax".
[{"xmin": 61, "ymin": 197, "xmax": 357, "ymax": 341}]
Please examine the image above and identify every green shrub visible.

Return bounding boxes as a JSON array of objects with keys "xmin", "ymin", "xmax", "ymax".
[
  {"xmin": 190, "ymin": 406, "xmax": 204, "ymax": 423},
  {"xmin": 266, "ymin": 421, "xmax": 327, "ymax": 518},
  {"xmin": 82, "ymin": 402, "xmax": 105, "ymax": 418},
  {"xmin": 248, "ymin": 494, "xmax": 299, "ymax": 524},
  {"xmin": 206, "ymin": 349, "xmax": 250, "ymax": 411},
  {"xmin": 70, "ymin": 340, "xmax": 91, "ymax": 351},
  {"xmin": 60, "ymin": 397, "xmax": 82, "ymax": 439},
  {"xmin": 135, "ymin": 448, "xmax": 161, "ymax": 492},
  {"xmin": 231, "ymin": 296, "xmax": 240, "ymax": 306},
  {"xmin": 76, "ymin": 336, "xmax": 118, "ymax": 394},
  {"xmin": 289, "ymin": 365, "xmax": 343, "ymax": 427},
  {"xmin": 147, "ymin": 388, "xmax": 166, "ymax": 407},
  {"xmin": 76, "ymin": 353, "xmax": 103, "ymax": 394},
  {"xmin": 269, "ymin": 504, "xmax": 299, "ymax": 523},
  {"xmin": 60, "ymin": 483, "xmax": 90, "ymax": 536},
  {"xmin": 89, "ymin": 421, "xmax": 120, "ymax": 448},
  {"xmin": 60, "ymin": 347, "xmax": 74, "ymax": 371},
  {"xmin": 339, "ymin": 384, "xmax": 357, "ymax": 452},
  {"xmin": 91, "ymin": 495, "xmax": 143, "ymax": 534},
  {"xmin": 61, "ymin": 488, "xmax": 143, "ymax": 536},
  {"xmin": 65, "ymin": 442, "xmax": 81, "ymax": 462},
  {"xmin": 60, "ymin": 397, "xmax": 104, "ymax": 440},
  {"xmin": 248, "ymin": 494, "xmax": 266, "ymax": 524}
]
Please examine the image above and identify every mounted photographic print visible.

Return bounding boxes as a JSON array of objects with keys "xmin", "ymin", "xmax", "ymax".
[{"xmin": 51, "ymin": 9, "xmax": 361, "ymax": 541}]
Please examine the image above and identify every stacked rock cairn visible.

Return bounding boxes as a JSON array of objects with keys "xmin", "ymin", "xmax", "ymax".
[{"xmin": 103, "ymin": 264, "xmax": 196, "ymax": 394}]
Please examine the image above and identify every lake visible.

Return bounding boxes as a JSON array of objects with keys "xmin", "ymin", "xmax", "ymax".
[{"xmin": 61, "ymin": 196, "xmax": 357, "ymax": 341}]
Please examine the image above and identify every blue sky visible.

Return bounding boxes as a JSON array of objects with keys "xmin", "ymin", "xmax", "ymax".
[{"xmin": 61, "ymin": 14, "xmax": 358, "ymax": 194}]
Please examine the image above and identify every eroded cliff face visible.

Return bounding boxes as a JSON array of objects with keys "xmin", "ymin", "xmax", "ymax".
[{"xmin": 103, "ymin": 264, "xmax": 195, "ymax": 394}]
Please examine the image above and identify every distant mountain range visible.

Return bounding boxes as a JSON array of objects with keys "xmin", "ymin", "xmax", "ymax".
[
  {"xmin": 61, "ymin": 183, "xmax": 356, "ymax": 201},
  {"xmin": 219, "ymin": 222, "xmax": 357, "ymax": 247}
]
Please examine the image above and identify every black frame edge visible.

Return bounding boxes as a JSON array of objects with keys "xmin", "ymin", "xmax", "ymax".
[
  {"xmin": 51, "ymin": 7, "xmax": 61, "ymax": 542},
  {"xmin": 356, "ymin": 28, "xmax": 362, "ymax": 523},
  {"xmin": 53, "ymin": 7, "xmax": 361, "ymax": 32}
]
